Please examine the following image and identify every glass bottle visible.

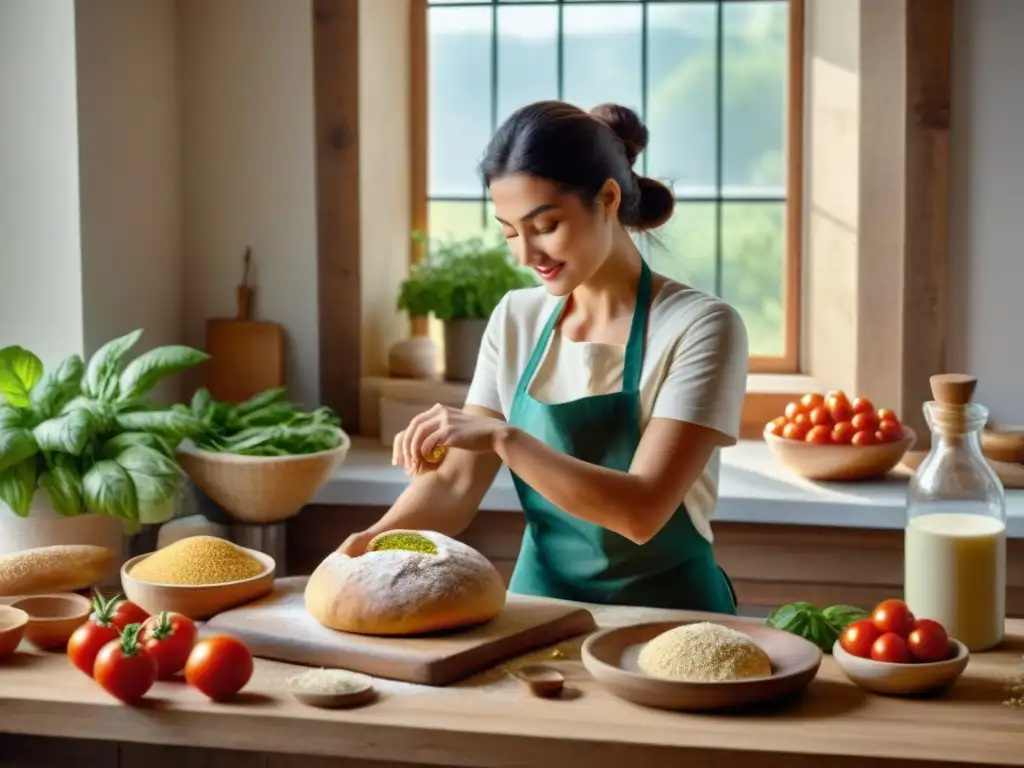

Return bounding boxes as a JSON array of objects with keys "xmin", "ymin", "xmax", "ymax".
[{"xmin": 905, "ymin": 373, "xmax": 1006, "ymax": 652}]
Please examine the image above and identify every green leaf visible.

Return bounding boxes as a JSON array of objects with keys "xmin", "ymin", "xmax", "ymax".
[
  {"xmin": 190, "ymin": 387, "xmax": 213, "ymax": 419},
  {"xmin": 0, "ymin": 346, "xmax": 44, "ymax": 408},
  {"xmin": 113, "ymin": 445, "xmax": 181, "ymax": 524},
  {"xmin": 83, "ymin": 460, "xmax": 138, "ymax": 522},
  {"xmin": 102, "ymin": 432, "xmax": 174, "ymax": 460},
  {"xmin": 236, "ymin": 387, "xmax": 287, "ymax": 416},
  {"xmin": 118, "ymin": 345, "xmax": 210, "ymax": 402},
  {"xmin": 822, "ymin": 604, "xmax": 870, "ymax": 633},
  {"xmin": 29, "ymin": 355, "xmax": 85, "ymax": 420},
  {"xmin": 114, "ymin": 409, "xmax": 203, "ymax": 441},
  {"xmin": 33, "ymin": 408, "xmax": 96, "ymax": 455},
  {"xmin": 39, "ymin": 454, "xmax": 83, "ymax": 517},
  {"xmin": 83, "ymin": 329, "xmax": 143, "ymax": 401},
  {"xmin": 0, "ymin": 457, "xmax": 37, "ymax": 517},
  {"xmin": 0, "ymin": 406, "xmax": 25, "ymax": 429},
  {"xmin": 0, "ymin": 427, "xmax": 38, "ymax": 473},
  {"xmin": 239, "ymin": 402, "xmax": 300, "ymax": 428}
]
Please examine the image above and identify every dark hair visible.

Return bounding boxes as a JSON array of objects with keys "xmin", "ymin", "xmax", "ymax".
[{"xmin": 480, "ymin": 100, "xmax": 675, "ymax": 231}]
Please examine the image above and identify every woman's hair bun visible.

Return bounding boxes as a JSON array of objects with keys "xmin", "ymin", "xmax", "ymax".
[
  {"xmin": 590, "ymin": 103, "xmax": 648, "ymax": 167},
  {"xmin": 636, "ymin": 176, "xmax": 675, "ymax": 230}
]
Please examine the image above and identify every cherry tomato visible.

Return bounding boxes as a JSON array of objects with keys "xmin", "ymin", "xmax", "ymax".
[
  {"xmin": 907, "ymin": 619, "xmax": 951, "ymax": 662},
  {"xmin": 185, "ymin": 635, "xmax": 253, "ymax": 701},
  {"xmin": 878, "ymin": 418, "xmax": 903, "ymax": 440},
  {"xmin": 805, "ymin": 425, "xmax": 832, "ymax": 445},
  {"xmin": 793, "ymin": 413, "xmax": 811, "ymax": 429},
  {"xmin": 877, "ymin": 408, "xmax": 899, "ymax": 424},
  {"xmin": 782, "ymin": 421, "xmax": 809, "ymax": 441},
  {"xmin": 832, "ymin": 421, "xmax": 856, "ymax": 445},
  {"xmin": 871, "ymin": 599, "xmax": 916, "ymax": 637},
  {"xmin": 840, "ymin": 619, "xmax": 882, "ymax": 659},
  {"xmin": 851, "ymin": 429, "xmax": 876, "ymax": 446},
  {"xmin": 851, "ymin": 396, "xmax": 875, "ymax": 416},
  {"xmin": 827, "ymin": 392, "xmax": 853, "ymax": 423},
  {"xmin": 808, "ymin": 406, "xmax": 832, "ymax": 427},
  {"xmin": 851, "ymin": 411, "xmax": 878, "ymax": 432},
  {"xmin": 800, "ymin": 393, "xmax": 825, "ymax": 410},
  {"xmin": 784, "ymin": 401, "xmax": 805, "ymax": 420},
  {"xmin": 766, "ymin": 416, "xmax": 787, "ymax": 436},
  {"xmin": 110, "ymin": 598, "xmax": 150, "ymax": 631},
  {"xmin": 871, "ymin": 632, "xmax": 911, "ymax": 663},
  {"xmin": 67, "ymin": 592, "xmax": 124, "ymax": 677},
  {"xmin": 93, "ymin": 623, "xmax": 157, "ymax": 704},
  {"xmin": 141, "ymin": 611, "xmax": 198, "ymax": 680}
]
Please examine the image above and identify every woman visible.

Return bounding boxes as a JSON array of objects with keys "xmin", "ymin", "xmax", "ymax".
[{"xmin": 340, "ymin": 100, "xmax": 749, "ymax": 613}]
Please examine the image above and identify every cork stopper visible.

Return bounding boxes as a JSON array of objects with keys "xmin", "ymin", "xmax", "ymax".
[{"xmin": 930, "ymin": 373, "xmax": 977, "ymax": 406}]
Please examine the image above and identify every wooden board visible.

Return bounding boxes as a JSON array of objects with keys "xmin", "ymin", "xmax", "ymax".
[
  {"xmin": 203, "ymin": 317, "xmax": 286, "ymax": 404},
  {"xmin": 203, "ymin": 577, "xmax": 597, "ymax": 686}
]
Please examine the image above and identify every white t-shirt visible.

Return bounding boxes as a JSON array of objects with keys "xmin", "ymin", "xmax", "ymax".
[{"xmin": 465, "ymin": 280, "xmax": 749, "ymax": 543}]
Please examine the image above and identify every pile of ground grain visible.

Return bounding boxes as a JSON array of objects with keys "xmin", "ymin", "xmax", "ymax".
[
  {"xmin": 637, "ymin": 622, "xmax": 772, "ymax": 683},
  {"xmin": 130, "ymin": 535, "xmax": 264, "ymax": 585}
]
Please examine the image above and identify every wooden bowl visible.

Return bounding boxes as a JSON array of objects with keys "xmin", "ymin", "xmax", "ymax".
[
  {"xmin": 581, "ymin": 619, "xmax": 822, "ymax": 712},
  {"xmin": 0, "ymin": 605, "xmax": 29, "ymax": 658},
  {"xmin": 832, "ymin": 638, "xmax": 969, "ymax": 695},
  {"xmin": 120, "ymin": 547, "xmax": 275, "ymax": 620},
  {"xmin": 10, "ymin": 593, "xmax": 91, "ymax": 650},
  {"xmin": 764, "ymin": 427, "xmax": 916, "ymax": 481},
  {"xmin": 176, "ymin": 433, "xmax": 350, "ymax": 524}
]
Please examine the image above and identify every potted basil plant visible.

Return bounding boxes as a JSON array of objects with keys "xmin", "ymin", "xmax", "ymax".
[
  {"xmin": 0, "ymin": 330, "xmax": 208, "ymax": 558},
  {"xmin": 397, "ymin": 232, "xmax": 537, "ymax": 382}
]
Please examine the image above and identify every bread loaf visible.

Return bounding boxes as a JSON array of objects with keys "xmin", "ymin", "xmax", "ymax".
[
  {"xmin": 0, "ymin": 544, "xmax": 116, "ymax": 596},
  {"xmin": 304, "ymin": 530, "xmax": 506, "ymax": 636}
]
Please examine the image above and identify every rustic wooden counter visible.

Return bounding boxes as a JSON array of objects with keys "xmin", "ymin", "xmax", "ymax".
[{"xmin": 1, "ymin": 602, "xmax": 1023, "ymax": 768}]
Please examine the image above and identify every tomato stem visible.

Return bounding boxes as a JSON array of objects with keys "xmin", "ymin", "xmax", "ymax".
[
  {"xmin": 149, "ymin": 611, "xmax": 174, "ymax": 641},
  {"xmin": 119, "ymin": 623, "xmax": 144, "ymax": 655},
  {"xmin": 90, "ymin": 590, "xmax": 124, "ymax": 627}
]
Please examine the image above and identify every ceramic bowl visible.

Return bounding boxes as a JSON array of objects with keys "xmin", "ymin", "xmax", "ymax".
[
  {"xmin": 0, "ymin": 605, "xmax": 29, "ymax": 658},
  {"xmin": 764, "ymin": 427, "xmax": 916, "ymax": 481},
  {"xmin": 120, "ymin": 547, "xmax": 275, "ymax": 620},
  {"xmin": 11, "ymin": 593, "xmax": 91, "ymax": 650},
  {"xmin": 832, "ymin": 638, "xmax": 970, "ymax": 695}
]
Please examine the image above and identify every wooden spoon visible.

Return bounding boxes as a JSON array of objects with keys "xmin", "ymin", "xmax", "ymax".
[{"xmin": 513, "ymin": 664, "xmax": 565, "ymax": 698}]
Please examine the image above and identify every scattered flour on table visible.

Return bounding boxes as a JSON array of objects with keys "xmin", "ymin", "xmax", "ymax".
[{"xmin": 637, "ymin": 622, "xmax": 772, "ymax": 683}]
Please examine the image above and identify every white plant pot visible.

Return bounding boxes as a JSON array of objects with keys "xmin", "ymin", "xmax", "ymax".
[{"xmin": 0, "ymin": 495, "xmax": 127, "ymax": 590}]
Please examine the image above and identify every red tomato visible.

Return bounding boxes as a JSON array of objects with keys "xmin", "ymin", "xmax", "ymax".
[
  {"xmin": 877, "ymin": 408, "xmax": 899, "ymax": 424},
  {"xmin": 840, "ymin": 619, "xmax": 882, "ymax": 659},
  {"xmin": 851, "ymin": 429, "xmax": 876, "ymax": 447},
  {"xmin": 826, "ymin": 391, "xmax": 853, "ymax": 422},
  {"xmin": 878, "ymin": 418, "xmax": 903, "ymax": 440},
  {"xmin": 793, "ymin": 413, "xmax": 811, "ymax": 429},
  {"xmin": 784, "ymin": 401, "xmax": 805, "ymax": 420},
  {"xmin": 851, "ymin": 396, "xmax": 875, "ymax": 415},
  {"xmin": 93, "ymin": 623, "xmax": 157, "ymax": 704},
  {"xmin": 141, "ymin": 611, "xmax": 198, "ymax": 680},
  {"xmin": 851, "ymin": 411, "xmax": 878, "ymax": 432},
  {"xmin": 185, "ymin": 636, "xmax": 253, "ymax": 701},
  {"xmin": 872, "ymin": 599, "xmax": 916, "ymax": 637},
  {"xmin": 800, "ymin": 393, "xmax": 825, "ymax": 410},
  {"xmin": 766, "ymin": 416, "xmax": 787, "ymax": 436},
  {"xmin": 871, "ymin": 632, "xmax": 911, "ymax": 663},
  {"xmin": 783, "ymin": 421, "xmax": 809, "ymax": 441},
  {"xmin": 808, "ymin": 406, "xmax": 832, "ymax": 427},
  {"xmin": 110, "ymin": 598, "xmax": 150, "ymax": 631},
  {"xmin": 67, "ymin": 592, "xmax": 124, "ymax": 677},
  {"xmin": 907, "ymin": 619, "xmax": 951, "ymax": 662},
  {"xmin": 805, "ymin": 425, "xmax": 832, "ymax": 445},
  {"xmin": 832, "ymin": 421, "xmax": 856, "ymax": 445}
]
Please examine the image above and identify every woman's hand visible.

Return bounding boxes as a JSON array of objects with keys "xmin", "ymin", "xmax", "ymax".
[
  {"xmin": 393, "ymin": 403, "xmax": 509, "ymax": 476},
  {"xmin": 337, "ymin": 529, "xmax": 376, "ymax": 556}
]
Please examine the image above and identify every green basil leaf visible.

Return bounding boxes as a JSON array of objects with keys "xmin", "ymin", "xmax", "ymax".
[
  {"xmin": 29, "ymin": 355, "xmax": 84, "ymax": 419},
  {"xmin": 239, "ymin": 402, "xmax": 300, "ymax": 428},
  {"xmin": 115, "ymin": 409, "xmax": 203, "ymax": 441},
  {"xmin": 83, "ymin": 459, "xmax": 138, "ymax": 522},
  {"xmin": 83, "ymin": 329, "xmax": 143, "ymax": 401},
  {"xmin": 822, "ymin": 604, "xmax": 870, "ymax": 632},
  {"xmin": 0, "ymin": 406, "xmax": 26, "ymax": 430},
  {"xmin": 33, "ymin": 409, "xmax": 96, "ymax": 456},
  {"xmin": 0, "ymin": 427, "xmax": 38, "ymax": 473},
  {"xmin": 807, "ymin": 612, "xmax": 841, "ymax": 652},
  {"xmin": 0, "ymin": 457, "xmax": 37, "ymax": 517},
  {"xmin": 102, "ymin": 432, "xmax": 174, "ymax": 460},
  {"xmin": 39, "ymin": 454, "xmax": 83, "ymax": 517},
  {"xmin": 113, "ymin": 444, "xmax": 181, "ymax": 525},
  {"xmin": 765, "ymin": 603, "xmax": 804, "ymax": 632},
  {"xmin": 236, "ymin": 386, "xmax": 287, "ymax": 416},
  {"xmin": 118, "ymin": 345, "xmax": 210, "ymax": 402},
  {"xmin": 0, "ymin": 346, "xmax": 44, "ymax": 408}
]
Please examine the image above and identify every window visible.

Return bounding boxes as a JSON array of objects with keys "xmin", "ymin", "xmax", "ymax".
[{"xmin": 423, "ymin": 0, "xmax": 803, "ymax": 372}]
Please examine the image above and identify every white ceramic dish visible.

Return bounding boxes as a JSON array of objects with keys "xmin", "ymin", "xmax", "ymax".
[
  {"xmin": 832, "ymin": 638, "xmax": 969, "ymax": 695},
  {"xmin": 764, "ymin": 427, "xmax": 916, "ymax": 481}
]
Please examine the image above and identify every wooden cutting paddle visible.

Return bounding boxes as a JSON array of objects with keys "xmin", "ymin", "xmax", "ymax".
[{"xmin": 203, "ymin": 247, "xmax": 286, "ymax": 404}]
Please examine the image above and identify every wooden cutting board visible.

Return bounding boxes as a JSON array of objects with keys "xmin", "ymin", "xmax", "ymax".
[
  {"xmin": 203, "ymin": 577, "xmax": 597, "ymax": 686},
  {"xmin": 203, "ymin": 247, "xmax": 286, "ymax": 403}
]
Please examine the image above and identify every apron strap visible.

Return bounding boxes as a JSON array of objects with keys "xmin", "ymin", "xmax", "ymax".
[{"xmin": 621, "ymin": 260, "xmax": 652, "ymax": 395}]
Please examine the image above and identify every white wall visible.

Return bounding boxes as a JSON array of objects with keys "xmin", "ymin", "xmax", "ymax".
[
  {"xmin": 0, "ymin": 0, "xmax": 85, "ymax": 364},
  {"xmin": 949, "ymin": 0, "xmax": 1024, "ymax": 424},
  {"xmin": 75, "ymin": 0, "xmax": 182, "ymax": 400},
  {"xmin": 178, "ymin": 0, "xmax": 320, "ymax": 408}
]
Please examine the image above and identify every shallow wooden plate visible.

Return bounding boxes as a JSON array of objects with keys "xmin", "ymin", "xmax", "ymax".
[{"xmin": 581, "ymin": 619, "xmax": 822, "ymax": 712}]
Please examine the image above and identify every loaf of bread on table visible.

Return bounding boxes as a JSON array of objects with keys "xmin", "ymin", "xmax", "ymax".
[
  {"xmin": 304, "ymin": 530, "xmax": 507, "ymax": 636},
  {"xmin": 0, "ymin": 544, "xmax": 116, "ymax": 596}
]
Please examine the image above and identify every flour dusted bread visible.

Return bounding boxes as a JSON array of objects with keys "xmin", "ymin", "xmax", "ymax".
[
  {"xmin": 0, "ymin": 544, "xmax": 115, "ymax": 596},
  {"xmin": 304, "ymin": 530, "xmax": 507, "ymax": 636}
]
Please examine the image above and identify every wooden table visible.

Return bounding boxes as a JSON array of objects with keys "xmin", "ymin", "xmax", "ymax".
[{"xmin": 1, "ymin": 602, "xmax": 1023, "ymax": 768}]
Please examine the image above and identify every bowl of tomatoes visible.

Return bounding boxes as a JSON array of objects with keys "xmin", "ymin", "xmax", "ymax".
[
  {"xmin": 832, "ymin": 599, "xmax": 968, "ymax": 696},
  {"xmin": 764, "ymin": 391, "xmax": 916, "ymax": 481}
]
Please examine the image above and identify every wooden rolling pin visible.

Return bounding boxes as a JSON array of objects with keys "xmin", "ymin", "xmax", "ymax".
[{"xmin": 0, "ymin": 544, "xmax": 115, "ymax": 596}]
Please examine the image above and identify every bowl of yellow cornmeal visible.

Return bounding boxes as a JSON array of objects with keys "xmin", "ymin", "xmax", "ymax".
[
  {"xmin": 121, "ymin": 535, "xmax": 275, "ymax": 620},
  {"xmin": 581, "ymin": 619, "xmax": 822, "ymax": 711}
]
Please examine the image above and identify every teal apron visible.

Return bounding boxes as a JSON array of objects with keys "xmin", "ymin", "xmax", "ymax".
[{"xmin": 506, "ymin": 261, "xmax": 737, "ymax": 613}]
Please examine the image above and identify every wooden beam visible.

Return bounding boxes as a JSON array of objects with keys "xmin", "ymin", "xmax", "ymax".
[{"xmin": 313, "ymin": 0, "xmax": 361, "ymax": 432}]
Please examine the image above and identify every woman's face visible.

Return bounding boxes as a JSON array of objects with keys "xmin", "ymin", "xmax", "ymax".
[{"xmin": 490, "ymin": 173, "xmax": 620, "ymax": 295}]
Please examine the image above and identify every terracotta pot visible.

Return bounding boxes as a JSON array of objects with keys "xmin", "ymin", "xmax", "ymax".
[{"xmin": 444, "ymin": 319, "xmax": 488, "ymax": 383}]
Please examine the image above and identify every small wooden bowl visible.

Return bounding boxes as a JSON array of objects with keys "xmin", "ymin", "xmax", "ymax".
[
  {"xmin": 11, "ymin": 593, "xmax": 91, "ymax": 650},
  {"xmin": 582, "ymin": 620, "xmax": 822, "ymax": 712},
  {"xmin": 289, "ymin": 672, "xmax": 377, "ymax": 709},
  {"xmin": 120, "ymin": 547, "xmax": 275, "ymax": 620},
  {"xmin": 832, "ymin": 638, "xmax": 969, "ymax": 696},
  {"xmin": 764, "ymin": 427, "xmax": 916, "ymax": 481},
  {"xmin": 0, "ymin": 605, "xmax": 29, "ymax": 658}
]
